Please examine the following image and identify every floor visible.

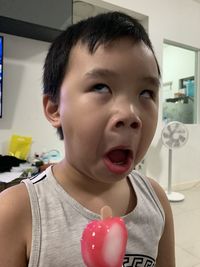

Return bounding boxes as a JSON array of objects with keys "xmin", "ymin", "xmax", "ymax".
[{"xmin": 171, "ymin": 182, "xmax": 200, "ymax": 267}]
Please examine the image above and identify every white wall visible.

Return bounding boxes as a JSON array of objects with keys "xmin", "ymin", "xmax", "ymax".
[
  {"xmin": 1, "ymin": 0, "xmax": 200, "ymax": 189},
  {"xmin": 0, "ymin": 34, "xmax": 64, "ymax": 158}
]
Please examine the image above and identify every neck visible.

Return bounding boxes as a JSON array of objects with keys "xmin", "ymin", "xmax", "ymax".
[
  {"xmin": 52, "ymin": 159, "xmax": 135, "ymax": 216},
  {"xmin": 54, "ymin": 159, "xmax": 120, "ymax": 192}
]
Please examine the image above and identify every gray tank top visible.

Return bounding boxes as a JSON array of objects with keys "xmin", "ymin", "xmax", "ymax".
[{"xmin": 23, "ymin": 166, "xmax": 164, "ymax": 267}]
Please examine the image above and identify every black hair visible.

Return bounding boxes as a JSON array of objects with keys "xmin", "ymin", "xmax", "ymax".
[{"xmin": 43, "ymin": 11, "xmax": 160, "ymax": 140}]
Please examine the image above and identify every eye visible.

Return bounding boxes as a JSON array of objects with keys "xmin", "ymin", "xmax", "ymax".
[
  {"xmin": 92, "ymin": 83, "xmax": 110, "ymax": 94},
  {"xmin": 140, "ymin": 89, "xmax": 155, "ymax": 99}
]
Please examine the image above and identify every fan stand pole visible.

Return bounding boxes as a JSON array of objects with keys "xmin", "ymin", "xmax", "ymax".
[
  {"xmin": 166, "ymin": 148, "xmax": 185, "ymax": 202},
  {"xmin": 168, "ymin": 148, "xmax": 172, "ymax": 195}
]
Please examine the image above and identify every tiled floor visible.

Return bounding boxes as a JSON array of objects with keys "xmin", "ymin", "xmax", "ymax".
[{"xmin": 170, "ymin": 183, "xmax": 200, "ymax": 267}]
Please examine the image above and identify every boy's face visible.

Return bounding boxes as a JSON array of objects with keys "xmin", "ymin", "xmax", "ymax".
[{"xmin": 51, "ymin": 38, "xmax": 159, "ymax": 183}]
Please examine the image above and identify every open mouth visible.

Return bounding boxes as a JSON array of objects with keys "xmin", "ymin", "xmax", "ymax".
[
  {"xmin": 103, "ymin": 148, "xmax": 133, "ymax": 174},
  {"xmin": 107, "ymin": 149, "xmax": 132, "ymax": 164}
]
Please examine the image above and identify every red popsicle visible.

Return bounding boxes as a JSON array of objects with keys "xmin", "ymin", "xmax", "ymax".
[{"xmin": 81, "ymin": 206, "xmax": 128, "ymax": 267}]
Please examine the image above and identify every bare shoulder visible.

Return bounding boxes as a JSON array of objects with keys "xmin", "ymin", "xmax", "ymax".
[
  {"xmin": 0, "ymin": 183, "xmax": 31, "ymax": 223},
  {"xmin": 147, "ymin": 177, "xmax": 176, "ymax": 267},
  {"xmin": 0, "ymin": 184, "xmax": 31, "ymax": 267}
]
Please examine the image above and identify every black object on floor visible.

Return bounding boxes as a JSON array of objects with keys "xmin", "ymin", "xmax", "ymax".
[{"xmin": 0, "ymin": 155, "xmax": 26, "ymax": 172}]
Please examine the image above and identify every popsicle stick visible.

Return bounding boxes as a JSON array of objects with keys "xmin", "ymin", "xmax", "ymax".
[{"xmin": 100, "ymin": 205, "xmax": 113, "ymax": 220}]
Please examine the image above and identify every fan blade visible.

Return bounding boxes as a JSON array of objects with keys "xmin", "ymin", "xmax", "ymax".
[
  {"xmin": 179, "ymin": 135, "xmax": 186, "ymax": 143},
  {"xmin": 167, "ymin": 124, "xmax": 174, "ymax": 134},
  {"xmin": 163, "ymin": 132, "xmax": 171, "ymax": 139},
  {"xmin": 166, "ymin": 139, "xmax": 174, "ymax": 148},
  {"xmin": 174, "ymin": 139, "xmax": 180, "ymax": 148}
]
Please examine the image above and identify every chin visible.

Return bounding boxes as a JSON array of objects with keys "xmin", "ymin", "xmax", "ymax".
[{"xmin": 97, "ymin": 170, "xmax": 132, "ymax": 184}]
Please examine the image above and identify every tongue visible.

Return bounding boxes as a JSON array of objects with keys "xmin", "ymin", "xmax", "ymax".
[{"xmin": 107, "ymin": 149, "xmax": 127, "ymax": 163}]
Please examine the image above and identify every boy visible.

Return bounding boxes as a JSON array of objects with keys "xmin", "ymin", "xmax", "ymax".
[{"xmin": 0, "ymin": 12, "xmax": 175, "ymax": 267}]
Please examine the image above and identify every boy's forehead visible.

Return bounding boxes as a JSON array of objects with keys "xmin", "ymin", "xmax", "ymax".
[
  {"xmin": 68, "ymin": 39, "xmax": 155, "ymax": 68},
  {"xmin": 69, "ymin": 38, "xmax": 140, "ymax": 63},
  {"xmin": 66, "ymin": 39, "xmax": 159, "ymax": 86}
]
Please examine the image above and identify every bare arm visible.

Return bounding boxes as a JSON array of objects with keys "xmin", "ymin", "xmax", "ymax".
[
  {"xmin": 0, "ymin": 184, "xmax": 31, "ymax": 267},
  {"xmin": 149, "ymin": 178, "xmax": 176, "ymax": 267}
]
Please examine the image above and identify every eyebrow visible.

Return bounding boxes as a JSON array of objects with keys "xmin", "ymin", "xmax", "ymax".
[
  {"xmin": 85, "ymin": 68, "xmax": 160, "ymax": 87},
  {"xmin": 142, "ymin": 76, "xmax": 161, "ymax": 88},
  {"xmin": 85, "ymin": 68, "xmax": 118, "ymax": 79}
]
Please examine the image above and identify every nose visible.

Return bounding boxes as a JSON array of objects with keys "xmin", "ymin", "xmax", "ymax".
[{"xmin": 112, "ymin": 103, "xmax": 142, "ymax": 130}]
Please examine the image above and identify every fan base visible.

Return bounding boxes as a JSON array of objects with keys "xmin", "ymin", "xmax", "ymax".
[{"xmin": 165, "ymin": 191, "xmax": 185, "ymax": 202}]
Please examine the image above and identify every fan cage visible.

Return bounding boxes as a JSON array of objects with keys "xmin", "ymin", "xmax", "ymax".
[{"xmin": 161, "ymin": 121, "xmax": 189, "ymax": 149}]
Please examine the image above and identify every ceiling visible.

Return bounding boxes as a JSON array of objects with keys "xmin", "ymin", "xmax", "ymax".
[
  {"xmin": 72, "ymin": 0, "xmax": 148, "ymax": 30},
  {"xmin": 73, "ymin": 1, "xmax": 110, "ymax": 23}
]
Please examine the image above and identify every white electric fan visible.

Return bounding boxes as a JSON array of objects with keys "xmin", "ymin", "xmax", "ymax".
[{"xmin": 161, "ymin": 121, "xmax": 189, "ymax": 202}]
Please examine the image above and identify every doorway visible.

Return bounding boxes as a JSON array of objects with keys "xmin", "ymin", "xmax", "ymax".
[{"xmin": 162, "ymin": 41, "xmax": 199, "ymax": 124}]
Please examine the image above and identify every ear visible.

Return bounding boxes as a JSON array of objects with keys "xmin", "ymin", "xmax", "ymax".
[{"xmin": 43, "ymin": 95, "xmax": 61, "ymax": 128}]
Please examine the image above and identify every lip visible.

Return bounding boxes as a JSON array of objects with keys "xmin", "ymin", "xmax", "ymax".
[{"xmin": 103, "ymin": 146, "xmax": 134, "ymax": 175}]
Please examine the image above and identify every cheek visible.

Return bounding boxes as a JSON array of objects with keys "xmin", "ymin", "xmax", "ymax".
[
  {"xmin": 61, "ymin": 104, "xmax": 106, "ymax": 153},
  {"xmin": 135, "ymin": 109, "xmax": 158, "ymax": 163},
  {"xmin": 64, "ymin": 120, "xmax": 104, "ymax": 169},
  {"xmin": 144, "ymin": 108, "xmax": 158, "ymax": 141}
]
